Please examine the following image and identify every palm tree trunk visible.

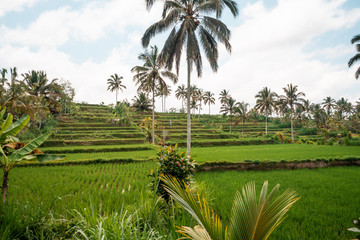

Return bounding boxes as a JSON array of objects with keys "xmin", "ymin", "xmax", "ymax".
[
  {"xmin": 291, "ymin": 107, "xmax": 294, "ymax": 142},
  {"xmin": 229, "ymin": 115, "xmax": 232, "ymax": 133},
  {"xmin": 265, "ymin": 114, "xmax": 268, "ymax": 135},
  {"xmin": 2, "ymin": 170, "xmax": 9, "ymax": 204},
  {"xmin": 116, "ymin": 89, "xmax": 118, "ymax": 106},
  {"xmin": 209, "ymin": 104, "xmax": 210, "ymax": 115},
  {"xmin": 186, "ymin": 60, "xmax": 191, "ymax": 158},
  {"xmin": 152, "ymin": 86, "xmax": 155, "ymax": 145},
  {"xmin": 242, "ymin": 118, "xmax": 244, "ymax": 135}
]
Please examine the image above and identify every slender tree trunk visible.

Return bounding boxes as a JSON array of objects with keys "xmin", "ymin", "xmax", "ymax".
[
  {"xmin": 242, "ymin": 118, "xmax": 244, "ymax": 135},
  {"xmin": 116, "ymin": 89, "xmax": 118, "ymax": 106},
  {"xmin": 164, "ymin": 96, "xmax": 166, "ymax": 113},
  {"xmin": 265, "ymin": 114, "xmax": 268, "ymax": 135},
  {"xmin": 209, "ymin": 104, "xmax": 210, "ymax": 115},
  {"xmin": 291, "ymin": 108, "xmax": 294, "ymax": 142},
  {"xmin": 2, "ymin": 170, "xmax": 9, "ymax": 204},
  {"xmin": 162, "ymin": 95, "xmax": 164, "ymax": 112},
  {"xmin": 229, "ymin": 115, "xmax": 232, "ymax": 133},
  {"xmin": 152, "ymin": 86, "xmax": 155, "ymax": 145},
  {"xmin": 186, "ymin": 60, "xmax": 191, "ymax": 158}
]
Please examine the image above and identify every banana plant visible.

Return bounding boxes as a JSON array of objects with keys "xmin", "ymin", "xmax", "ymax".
[
  {"xmin": 0, "ymin": 108, "xmax": 65, "ymax": 204},
  {"xmin": 159, "ymin": 175, "xmax": 300, "ymax": 240}
]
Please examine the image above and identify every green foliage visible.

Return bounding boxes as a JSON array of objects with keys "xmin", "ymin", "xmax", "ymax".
[
  {"xmin": 196, "ymin": 167, "xmax": 360, "ymax": 239},
  {"xmin": 160, "ymin": 175, "xmax": 299, "ymax": 240},
  {"xmin": 149, "ymin": 145, "xmax": 195, "ymax": 201},
  {"xmin": 112, "ymin": 101, "xmax": 133, "ymax": 126},
  {"xmin": 139, "ymin": 117, "xmax": 157, "ymax": 143},
  {"xmin": 298, "ymin": 127, "xmax": 318, "ymax": 136}
]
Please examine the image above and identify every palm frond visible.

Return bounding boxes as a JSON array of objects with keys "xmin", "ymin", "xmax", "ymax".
[
  {"xmin": 199, "ymin": 26, "xmax": 219, "ymax": 72},
  {"xmin": 351, "ymin": 34, "xmax": 360, "ymax": 44},
  {"xmin": 187, "ymin": 29, "xmax": 203, "ymax": 77},
  {"xmin": 228, "ymin": 181, "xmax": 300, "ymax": 240},
  {"xmin": 202, "ymin": 16, "xmax": 231, "ymax": 53},
  {"xmin": 348, "ymin": 53, "xmax": 360, "ymax": 67},
  {"xmin": 160, "ymin": 174, "xmax": 227, "ymax": 240}
]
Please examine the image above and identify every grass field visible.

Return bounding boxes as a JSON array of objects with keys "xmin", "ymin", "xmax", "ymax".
[
  {"xmin": 46, "ymin": 144, "xmax": 360, "ymax": 163},
  {"xmin": 196, "ymin": 167, "xmax": 360, "ymax": 239},
  {"xmin": 189, "ymin": 144, "xmax": 360, "ymax": 162}
]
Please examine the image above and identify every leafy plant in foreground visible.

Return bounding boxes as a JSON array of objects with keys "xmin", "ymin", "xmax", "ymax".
[
  {"xmin": 149, "ymin": 145, "xmax": 195, "ymax": 201},
  {"xmin": 160, "ymin": 175, "xmax": 299, "ymax": 240},
  {"xmin": 0, "ymin": 108, "xmax": 64, "ymax": 204}
]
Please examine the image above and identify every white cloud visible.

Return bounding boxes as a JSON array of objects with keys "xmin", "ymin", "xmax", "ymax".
[
  {"xmin": 0, "ymin": 0, "xmax": 162, "ymax": 47},
  {"xmin": 0, "ymin": 0, "xmax": 359, "ymax": 114},
  {"xmin": 0, "ymin": 0, "xmax": 40, "ymax": 17}
]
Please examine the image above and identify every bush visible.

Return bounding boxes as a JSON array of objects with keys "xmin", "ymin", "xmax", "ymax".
[
  {"xmin": 149, "ymin": 145, "xmax": 195, "ymax": 201},
  {"xmin": 327, "ymin": 137, "xmax": 337, "ymax": 145},
  {"xmin": 298, "ymin": 127, "xmax": 318, "ymax": 136}
]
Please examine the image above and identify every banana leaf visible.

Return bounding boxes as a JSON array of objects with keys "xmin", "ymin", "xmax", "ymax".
[
  {"xmin": 0, "ymin": 115, "xmax": 29, "ymax": 143},
  {"xmin": 8, "ymin": 132, "xmax": 50, "ymax": 161},
  {"xmin": 0, "ymin": 113, "xmax": 13, "ymax": 135}
]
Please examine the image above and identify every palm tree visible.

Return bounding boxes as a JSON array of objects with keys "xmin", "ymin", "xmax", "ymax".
[
  {"xmin": 279, "ymin": 84, "xmax": 306, "ymax": 142},
  {"xmin": 0, "ymin": 68, "xmax": 8, "ymax": 105},
  {"xmin": 160, "ymin": 174, "xmax": 299, "ymax": 240},
  {"xmin": 220, "ymin": 96, "xmax": 237, "ymax": 133},
  {"xmin": 132, "ymin": 46, "xmax": 178, "ymax": 144},
  {"xmin": 322, "ymin": 96, "xmax": 336, "ymax": 117},
  {"xmin": 195, "ymin": 88, "xmax": 204, "ymax": 116},
  {"xmin": 156, "ymin": 83, "xmax": 172, "ymax": 112},
  {"xmin": 348, "ymin": 34, "xmax": 360, "ymax": 79},
  {"xmin": 255, "ymin": 87, "xmax": 277, "ymax": 135},
  {"xmin": 131, "ymin": 92, "xmax": 152, "ymax": 112},
  {"xmin": 219, "ymin": 89, "xmax": 230, "ymax": 105},
  {"xmin": 3, "ymin": 67, "xmax": 34, "ymax": 118},
  {"xmin": 142, "ymin": 0, "xmax": 238, "ymax": 157},
  {"xmin": 335, "ymin": 97, "xmax": 352, "ymax": 120},
  {"xmin": 203, "ymin": 91, "xmax": 215, "ymax": 114},
  {"xmin": 175, "ymin": 84, "xmax": 187, "ymax": 110},
  {"xmin": 107, "ymin": 73, "xmax": 126, "ymax": 106},
  {"xmin": 234, "ymin": 101, "xmax": 249, "ymax": 135}
]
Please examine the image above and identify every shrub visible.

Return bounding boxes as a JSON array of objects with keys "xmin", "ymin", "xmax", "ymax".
[
  {"xmin": 149, "ymin": 145, "xmax": 195, "ymax": 201},
  {"xmin": 327, "ymin": 137, "xmax": 337, "ymax": 145},
  {"xmin": 298, "ymin": 127, "xmax": 318, "ymax": 136}
]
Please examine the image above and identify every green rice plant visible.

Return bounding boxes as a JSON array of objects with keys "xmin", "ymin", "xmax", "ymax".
[
  {"xmin": 160, "ymin": 175, "xmax": 299, "ymax": 240},
  {"xmin": 196, "ymin": 167, "xmax": 360, "ymax": 239}
]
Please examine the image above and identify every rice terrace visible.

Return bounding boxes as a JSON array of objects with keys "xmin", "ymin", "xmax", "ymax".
[{"xmin": 1, "ymin": 0, "xmax": 360, "ymax": 239}]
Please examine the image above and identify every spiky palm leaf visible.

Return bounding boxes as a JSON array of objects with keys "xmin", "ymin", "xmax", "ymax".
[{"xmin": 160, "ymin": 175, "xmax": 299, "ymax": 240}]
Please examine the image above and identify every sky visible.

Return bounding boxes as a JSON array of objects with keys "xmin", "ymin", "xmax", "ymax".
[{"xmin": 0, "ymin": 0, "xmax": 359, "ymax": 114}]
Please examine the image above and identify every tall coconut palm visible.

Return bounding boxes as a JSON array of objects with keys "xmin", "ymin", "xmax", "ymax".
[
  {"xmin": 0, "ymin": 68, "xmax": 8, "ymax": 105},
  {"xmin": 348, "ymin": 34, "xmax": 360, "ymax": 79},
  {"xmin": 220, "ymin": 96, "xmax": 237, "ymax": 133},
  {"xmin": 219, "ymin": 89, "xmax": 230, "ymax": 105},
  {"xmin": 203, "ymin": 91, "xmax": 215, "ymax": 114},
  {"xmin": 335, "ymin": 97, "xmax": 352, "ymax": 120},
  {"xmin": 107, "ymin": 73, "xmax": 126, "ymax": 106},
  {"xmin": 255, "ymin": 87, "xmax": 277, "ymax": 135},
  {"xmin": 234, "ymin": 101, "xmax": 249, "ymax": 135},
  {"xmin": 279, "ymin": 84, "xmax": 305, "ymax": 142},
  {"xmin": 132, "ymin": 46, "xmax": 178, "ymax": 145},
  {"xmin": 156, "ymin": 83, "xmax": 172, "ymax": 112},
  {"xmin": 195, "ymin": 88, "xmax": 204, "ymax": 116},
  {"xmin": 322, "ymin": 96, "xmax": 336, "ymax": 117},
  {"xmin": 131, "ymin": 92, "xmax": 152, "ymax": 112},
  {"xmin": 175, "ymin": 84, "xmax": 187, "ymax": 110},
  {"xmin": 142, "ymin": 0, "xmax": 238, "ymax": 157},
  {"xmin": 3, "ymin": 67, "xmax": 34, "ymax": 118}
]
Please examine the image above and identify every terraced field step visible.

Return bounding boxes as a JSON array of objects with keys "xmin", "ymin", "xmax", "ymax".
[
  {"xmin": 155, "ymin": 128, "xmax": 219, "ymax": 134},
  {"xmin": 168, "ymin": 138, "xmax": 277, "ymax": 147},
  {"xmin": 41, "ymin": 144, "xmax": 155, "ymax": 154},
  {"xmin": 43, "ymin": 138, "xmax": 146, "ymax": 147},
  {"xmin": 51, "ymin": 132, "xmax": 145, "ymax": 140},
  {"xmin": 165, "ymin": 133, "xmax": 238, "ymax": 140},
  {"xmin": 57, "ymin": 126, "xmax": 138, "ymax": 131},
  {"xmin": 58, "ymin": 123, "xmax": 120, "ymax": 128}
]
